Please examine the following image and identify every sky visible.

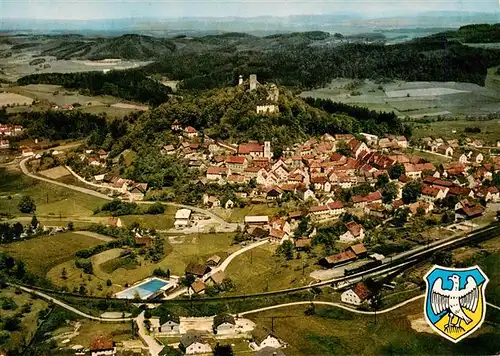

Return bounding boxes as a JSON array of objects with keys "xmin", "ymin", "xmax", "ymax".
[{"xmin": 1, "ymin": 0, "xmax": 498, "ymax": 20}]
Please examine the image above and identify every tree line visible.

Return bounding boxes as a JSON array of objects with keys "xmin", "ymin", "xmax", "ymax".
[{"xmin": 17, "ymin": 69, "xmax": 172, "ymax": 106}]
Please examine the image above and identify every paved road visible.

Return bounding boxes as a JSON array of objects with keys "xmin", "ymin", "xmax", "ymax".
[
  {"xmin": 136, "ymin": 311, "xmax": 164, "ymax": 356},
  {"xmin": 238, "ymin": 295, "xmax": 426, "ymax": 317},
  {"xmin": 20, "ymin": 157, "xmax": 235, "ymax": 229},
  {"xmin": 8, "ymin": 283, "xmax": 133, "ymax": 322}
]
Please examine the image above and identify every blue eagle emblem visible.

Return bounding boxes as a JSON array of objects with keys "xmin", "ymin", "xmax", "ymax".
[{"xmin": 424, "ymin": 265, "xmax": 489, "ymax": 343}]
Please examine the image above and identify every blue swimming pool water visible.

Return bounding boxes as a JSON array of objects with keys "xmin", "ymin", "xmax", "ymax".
[{"xmin": 117, "ymin": 279, "xmax": 169, "ymax": 299}]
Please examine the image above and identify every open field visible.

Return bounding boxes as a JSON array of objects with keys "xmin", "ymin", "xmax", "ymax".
[
  {"xmin": 111, "ymin": 102, "xmax": 149, "ymax": 111},
  {"xmin": 214, "ymin": 204, "xmax": 280, "ymax": 223},
  {"xmin": 53, "ymin": 319, "xmax": 134, "ymax": 349},
  {"xmin": 412, "ymin": 119, "xmax": 500, "ymax": 145},
  {"xmin": 0, "ymin": 167, "xmax": 106, "ymax": 218},
  {"xmin": 249, "ymin": 300, "xmax": 500, "ymax": 356},
  {"xmin": 84, "ymin": 233, "xmax": 236, "ymax": 287},
  {"xmin": 119, "ymin": 211, "xmax": 175, "ymax": 230},
  {"xmin": 403, "ymin": 149, "xmax": 451, "ymax": 166},
  {"xmin": 0, "ymin": 232, "xmax": 103, "ymax": 275},
  {"xmin": 0, "ymin": 287, "xmax": 48, "ymax": 351},
  {"xmin": 38, "ymin": 166, "xmax": 71, "ymax": 180},
  {"xmin": 300, "ymin": 77, "xmax": 500, "ymax": 119},
  {"xmin": 225, "ymin": 245, "xmax": 315, "ymax": 295},
  {"xmin": 0, "ymin": 92, "xmax": 33, "ymax": 107}
]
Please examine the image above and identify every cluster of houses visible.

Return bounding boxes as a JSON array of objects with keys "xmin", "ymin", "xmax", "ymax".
[
  {"xmin": 0, "ymin": 124, "xmax": 24, "ymax": 150},
  {"xmin": 148, "ymin": 311, "xmax": 285, "ymax": 355}
]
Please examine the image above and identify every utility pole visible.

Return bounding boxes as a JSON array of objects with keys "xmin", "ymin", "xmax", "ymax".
[{"xmin": 250, "ymin": 250, "xmax": 253, "ymax": 265}]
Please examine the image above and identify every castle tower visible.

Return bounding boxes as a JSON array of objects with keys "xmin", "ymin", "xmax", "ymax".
[
  {"xmin": 238, "ymin": 75, "xmax": 243, "ymax": 86},
  {"xmin": 264, "ymin": 141, "xmax": 272, "ymax": 159},
  {"xmin": 249, "ymin": 74, "xmax": 258, "ymax": 91}
]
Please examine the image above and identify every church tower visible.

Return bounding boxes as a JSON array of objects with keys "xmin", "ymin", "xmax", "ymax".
[
  {"xmin": 238, "ymin": 75, "xmax": 243, "ymax": 86},
  {"xmin": 264, "ymin": 141, "xmax": 272, "ymax": 159}
]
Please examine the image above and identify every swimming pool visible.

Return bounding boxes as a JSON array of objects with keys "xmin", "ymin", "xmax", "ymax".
[{"xmin": 115, "ymin": 278, "xmax": 171, "ymax": 299}]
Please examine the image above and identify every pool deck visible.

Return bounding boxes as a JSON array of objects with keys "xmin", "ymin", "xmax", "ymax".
[{"xmin": 114, "ymin": 277, "xmax": 177, "ymax": 300}]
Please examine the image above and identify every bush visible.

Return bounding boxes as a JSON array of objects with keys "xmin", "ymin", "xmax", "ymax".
[
  {"xmin": 1, "ymin": 297, "xmax": 18, "ymax": 310},
  {"xmin": 18, "ymin": 196, "xmax": 36, "ymax": 214},
  {"xmin": 146, "ymin": 202, "xmax": 165, "ymax": 215},
  {"xmin": 3, "ymin": 316, "xmax": 21, "ymax": 331},
  {"xmin": 75, "ymin": 259, "xmax": 93, "ymax": 274}
]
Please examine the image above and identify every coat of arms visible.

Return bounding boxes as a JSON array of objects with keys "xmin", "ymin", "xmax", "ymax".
[{"xmin": 423, "ymin": 265, "xmax": 489, "ymax": 343}]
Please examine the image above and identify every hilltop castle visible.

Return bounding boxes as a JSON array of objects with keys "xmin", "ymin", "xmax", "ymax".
[{"xmin": 238, "ymin": 74, "xmax": 280, "ymax": 115}]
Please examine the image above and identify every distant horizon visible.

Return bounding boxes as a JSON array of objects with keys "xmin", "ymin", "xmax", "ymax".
[
  {"xmin": 1, "ymin": 0, "xmax": 498, "ymax": 21},
  {"xmin": 2, "ymin": 9, "xmax": 499, "ymax": 22}
]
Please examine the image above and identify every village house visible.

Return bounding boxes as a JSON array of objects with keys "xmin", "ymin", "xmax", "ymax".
[
  {"xmin": 0, "ymin": 124, "xmax": 23, "ymax": 136},
  {"xmin": 185, "ymin": 263, "xmax": 211, "ymax": 279},
  {"xmin": 349, "ymin": 139, "xmax": 370, "ymax": 159},
  {"xmin": 134, "ymin": 235, "xmax": 154, "ymax": 248},
  {"xmin": 0, "ymin": 139, "xmax": 9, "ymax": 149},
  {"xmin": 455, "ymin": 199, "xmax": 485, "ymax": 220},
  {"xmin": 213, "ymin": 313, "xmax": 236, "ymax": 335},
  {"xmin": 351, "ymin": 191, "xmax": 382, "ymax": 209},
  {"xmin": 171, "ymin": 119, "xmax": 182, "ymax": 131},
  {"xmin": 256, "ymin": 101, "xmax": 279, "ymax": 114},
  {"xmin": 107, "ymin": 217, "xmax": 123, "ymax": 228},
  {"xmin": 150, "ymin": 315, "xmax": 180, "ymax": 334},
  {"xmin": 184, "ymin": 126, "xmax": 199, "ymax": 138},
  {"xmin": 346, "ymin": 243, "xmax": 368, "ymax": 258},
  {"xmin": 208, "ymin": 270, "xmax": 226, "ymax": 286},
  {"xmin": 437, "ymin": 145, "xmax": 454, "ymax": 157},
  {"xmin": 174, "ymin": 208, "xmax": 192, "ymax": 229},
  {"xmin": 251, "ymin": 330, "xmax": 284, "ymax": 351},
  {"xmin": 89, "ymin": 335, "xmax": 116, "ymax": 356},
  {"xmin": 420, "ymin": 185, "xmax": 448, "ymax": 202},
  {"xmin": 206, "ymin": 166, "xmax": 229, "ymax": 181},
  {"xmin": 179, "ymin": 332, "xmax": 212, "ymax": 355},
  {"xmin": 319, "ymin": 250, "xmax": 357, "ymax": 268},
  {"xmin": 161, "ymin": 144, "xmax": 176, "ymax": 155},
  {"xmin": 225, "ymin": 156, "xmax": 248, "ymax": 172},
  {"xmin": 129, "ymin": 183, "xmax": 147, "ymax": 201},
  {"xmin": 206, "ymin": 255, "xmax": 221, "ymax": 267},
  {"xmin": 189, "ymin": 280, "xmax": 206, "ymax": 295},
  {"xmin": 21, "ymin": 146, "xmax": 34, "ymax": 157},
  {"xmin": 341, "ymin": 282, "xmax": 372, "ymax": 306},
  {"xmin": 294, "ymin": 238, "xmax": 312, "ymax": 251},
  {"xmin": 339, "ymin": 221, "xmax": 365, "ymax": 242},
  {"xmin": 245, "ymin": 215, "xmax": 269, "ymax": 227},
  {"xmin": 408, "ymin": 201, "xmax": 434, "ymax": 217}
]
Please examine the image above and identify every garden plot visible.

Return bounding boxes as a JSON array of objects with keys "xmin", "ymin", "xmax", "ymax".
[{"xmin": 38, "ymin": 166, "xmax": 71, "ymax": 180}]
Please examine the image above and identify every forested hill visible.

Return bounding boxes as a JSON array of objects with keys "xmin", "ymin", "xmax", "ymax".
[
  {"xmin": 121, "ymin": 85, "xmax": 409, "ymax": 154},
  {"xmin": 144, "ymin": 34, "xmax": 500, "ymax": 90},
  {"xmin": 41, "ymin": 34, "xmax": 176, "ymax": 60},
  {"xmin": 434, "ymin": 23, "xmax": 500, "ymax": 43},
  {"xmin": 17, "ymin": 70, "xmax": 171, "ymax": 106}
]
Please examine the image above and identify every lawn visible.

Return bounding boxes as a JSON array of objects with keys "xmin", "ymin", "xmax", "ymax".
[
  {"xmin": 220, "ymin": 204, "xmax": 280, "ymax": 223},
  {"xmin": 54, "ymin": 319, "xmax": 134, "ymax": 348},
  {"xmin": 0, "ymin": 232, "xmax": 103, "ymax": 275},
  {"xmin": 412, "ymin": 119, "xmax": 500, "ymax": 146},
  {"xmin": 404, "ymin": 149, "xmax": 451, "ymax": 166},
  {"xmin": 224, "ymin": 244, "xmax": 315, "ymax": 295},
  {"xmin": 120, "ymin": 211, "xmax": 175, "ymax": 230},
  {"xmin": 248, "ymin": 301, "xmax": 500, "ymax": 356},
  {"xmin": 0, "ymin": 167, "xmax": 106, "ymax": 218},
  {"xmin": 0, "ymin": 287, "xmax": 48, "ymax": 351},
  {"xmin": 88, "ymin": 233, "xmax": 237, "ymax": 287}
]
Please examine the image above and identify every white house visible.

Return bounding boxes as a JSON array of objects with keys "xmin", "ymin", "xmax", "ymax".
[
  {"xmin": 252, "ymin": 331, "xmax": 284, "ymax": 350},
  {"xmin": 174, "ymin": 208, "xmax": 192, "ymax": 229},
  {"xmin": 180, "ymin": 333, "xmax": 212, "ymax": 355},
  {"xmin": 339, "ymin": 221, "xmax": 365, "ymax": 242},
  {"xmin": 213, "ymin": 314, "xmax": 236, "ymax": 335},
  {"xmin": 341, "ymin": 282, "xmax": 371, "ymax": 306}
]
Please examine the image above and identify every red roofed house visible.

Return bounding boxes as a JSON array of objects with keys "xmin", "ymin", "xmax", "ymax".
[
  {"xmin": 90, "ymin": 334, "xmax": 116, "ymax": 356},
  {"xmin": 455, "ymin": 199, "xmax": 485, "ymax": 220},
  {"xmin": 340, "ymin": 221, "xmax": 365, "ymax": 242},
  {"xmin": 346, "ymin": 243, "xmax": 368, "ymax": 258},
  {"xmin": 420, "ymin": 185, "xmax": 448, "ymax": 202},
  {"xmin": 225, "ymin": 156, "xmax": 248, "ymax": 172},
  {"xmin": 184, "ymin": 126, "xmax": 199, "ymax": 138},
  {"xmin": 349, "ymin": 139, "xmax": 370, "ymax": 159},
  {"xmin": 238, "ymin": 142, "xmax": 264, "ymax": 157},
  {"xmin": 207, "ymin": 166, "xmax": 229, "ymax": 181},
  {"xmin": 319, "ymin": 250, "xmax": 357, "ymax": 268},
  {"xmin": 341, "ymin": 282, "xmax": 372, "ymax": 306}
]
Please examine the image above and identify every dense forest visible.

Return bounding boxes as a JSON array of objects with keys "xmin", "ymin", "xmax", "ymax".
[
  {"xmin": 144, "ymin": 37, "xmax": 500, "ymax": 90},
  {"xmin": 11, "ymin": 110, "xmax": 108, "ymax": 141},
  {"xmin": 17, "ymin": 70, "xmax": 171, "ymax": 105},
  {"xmin": 441, "ymin": 23, "xmax": 500, "ymax": 43}
]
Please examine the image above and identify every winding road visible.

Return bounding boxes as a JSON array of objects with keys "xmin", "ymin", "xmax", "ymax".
[{"xmin": 20, "ymin": 156, "xmax": 235, "ymax": 229}]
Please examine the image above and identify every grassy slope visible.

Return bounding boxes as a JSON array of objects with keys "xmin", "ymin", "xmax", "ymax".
[
  {"xmin": 0, "ymin": 167, "xmax": 106, "ymax": 218},
  {"xmin": 224, "ymin": 245, "xmax": 315, "ymax": 295},
  {"xmin": 0, "ymin": 287, "xmax": 48, "ymax": 351},
  {"xmin": 0, "ymin": 232, "xmax": 102, "ymax": 275}
]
